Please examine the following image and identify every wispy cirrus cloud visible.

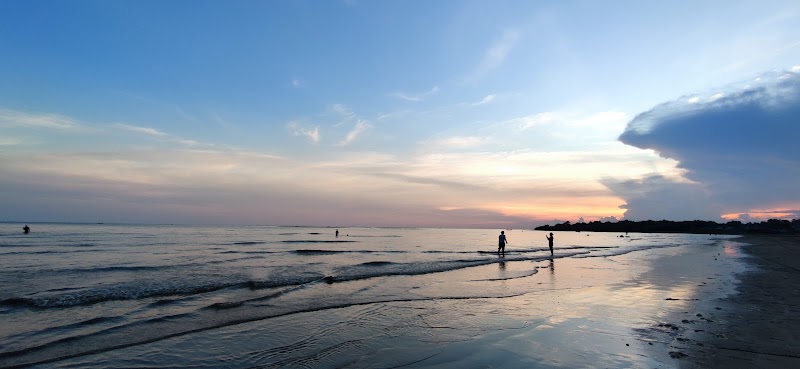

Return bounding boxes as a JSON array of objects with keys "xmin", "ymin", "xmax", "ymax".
[
  {"xmin": 472, "ymin": 94, "xmax": 496, "ymax": 106},
  {"xmin": 389, "ymin": 86, "xmax": 440, "ymax": 102},
  {"xmin": 484, "ymin": 30, "xmax": 519, "ymax": 66},
  {"xmin": 458, "ymin": 94, "xmax": 500, "ymax": 107},
  {"xmin": 115, "ymin": 123, "xmax": 168, "ymax": 137},
  {"xmin": 503, "ymin": 111, "xmax": 627, "ymax": 131},
  {"xmin": 0, "ymin": 108, "xmax": 82, "ymax": 129},
  {"xmin": 113, "ymin": 122, "xmax": 206, "ymax": 147},
  {"xmin": 327, "ymin": 103, "xmax": 359, "ymax": 129},
  {"xmin": 214, "ymin": 114, "xmax": 236, "ymax": 129},
  {"xmin": 174, "ymin": 105, "xmax": 198, "ymax": 122},
  {"xmin": 506, "ymin": 112, "xmax": 558, "ymax": 130},
  {"xmin": 331, "ymin": 103, "xmax": 355, "ymax": 117},
  {"xmin": 290, "ymin": 104, "xmax": 374, "ymax": 145},
  {"xmin": 0, "ymin": 107, "xmax": 209, "ymax": 149},
  {"xmin": 469, "ymin": 29, "xmax": 520, "ymax": 80},
  {"xmin": 377, "ymin": 109, "xmax": 413, "ymax": 121},
  {"xmin": 426, "ymin": 136, "xmax": 487, "ymax": 150},
  {"xmin": 287, "ymin": 122, "xmax": 321, "ymax": 143},
  {"xmin": 339, "ymin": 119, "xmax": 371, "ymax": 146}
]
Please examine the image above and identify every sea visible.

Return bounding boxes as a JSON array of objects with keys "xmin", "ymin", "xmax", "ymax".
[{"xmin": 0, "ymin": 223, "xmax": 737, "ymax": 368}]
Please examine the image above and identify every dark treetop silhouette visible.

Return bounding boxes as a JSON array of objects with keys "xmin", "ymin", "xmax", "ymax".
[{"xmin": 535, "ymin": 219, "xmax": 798, "ymax": 235}]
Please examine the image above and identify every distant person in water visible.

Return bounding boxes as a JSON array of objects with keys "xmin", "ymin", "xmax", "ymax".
[
  {"xmin": 498, "ymin": 231, "xmax": 507, "ymax": 255},
  {"xmin": 546, "ymin": 232, "xmax": 554, "ymax": 255},
  {"xmin": 335, "ymin": 229, "xmax": 339, "ymax": 238},
  {"xmin": 23, "ymin": 225, "xmax": 30, "ymax": 234}
]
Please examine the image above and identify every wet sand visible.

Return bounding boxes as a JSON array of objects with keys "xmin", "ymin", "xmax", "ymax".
[{"xmin": 681, "ymin": 235, "xmax": 800, "ymax": 368}]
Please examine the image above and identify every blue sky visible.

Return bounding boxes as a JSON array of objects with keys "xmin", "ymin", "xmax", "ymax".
[{"xmin": 1, "ymin": 0, "xmax": 799, "ymax": 227}]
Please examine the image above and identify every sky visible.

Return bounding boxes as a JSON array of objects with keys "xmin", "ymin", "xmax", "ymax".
[{"xmin": 1, "ymin": 0, "xmax": 799, "ymax": 228}]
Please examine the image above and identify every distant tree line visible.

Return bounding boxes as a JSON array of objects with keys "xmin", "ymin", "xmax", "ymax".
[{"xmin": 534, "ymin": 219, "xmax": 799, "ymax": 235}]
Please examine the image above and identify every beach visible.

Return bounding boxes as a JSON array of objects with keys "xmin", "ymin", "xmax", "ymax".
[
  {"xmin": 680, "ymin": 234, "xmax": 800, "ymax": 368},
  {"xmin": 0, "ymin": 226, "xmax": 796, "ymax": 368}
]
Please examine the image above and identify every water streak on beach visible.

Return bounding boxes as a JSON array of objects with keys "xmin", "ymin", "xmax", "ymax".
[{"xmin": 0, "ymin": 224, "xmax": 738, "ymax": 368}]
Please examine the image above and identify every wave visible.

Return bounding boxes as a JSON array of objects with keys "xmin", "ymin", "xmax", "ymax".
[
  {"xmin": 282, "ymin": 240, "xmax": 358, "ymax": 243},
  {"xmin": 0, "ymin": 244, "xmax": 661, "ymax": 311},
  {"xmin": 326, "ymin": 257, "xmax": 541, "ymax": 283},
  {"xmin": 13, "ymin": 264, "xmax": 183, "ymax": 276},
  {"xmin": 204, "ymin": 301, "xmax": 246, "ymax": 310},
  {"xmin": 469, "ymin": 269, "xmax": 539, "ymax": 281},
  {"xmin": 359, "ymin": 261, "xmax": 396, "ymax": 267},
  {"xmin": 0, "ymin": 249, "xmax": 111, "ymax": 256},
  {"xmin": 0, "ymin": 255, "xmax": 546, "ymax": 310},
  {"xmin": 346, "ymin": 235, "xmax": 402, "ymax": 238},
  {"xmin": 146, "ymin": 299, "xmax": 181, "ymax": 307},
  {"xmin": 13, "ymin": 315, "xmax": 126, "ymax": 340},
  {"xmin": 294, "ymin": 250, "xmax": 350, "ymax": 255},
  {"xmin": 429, "ymin": 245, "xmax": 619, "ymax": 255},
  {"xmin": 217, "ymin": 250, "xmax": 276, "ymax": 255},
  {"xmin": 9, "ymin": 255, "xmax": 275, "ymax": 276},
  {"xmin": 39, "ymin": 242, "xmax": 100, "ymax": 248},
  {"xmin": 77, "ymin": 265, "xmax": 170, "ymax": 273},
  {"xmin": 293, "ymin": 249, "xmax": 405, "ymax": 255},
  {"xmin": 1, "ymin": 282, "xmax": 233, "ymax": 310},
  {"xmin": 0, "ymin": 269, "xmax": 334, "ymax": 310},
  {"xmin": 0, "ymin": 276, "xmax": 534, "ymax": 369},
  {"xmin": 573, "ymin": 244, "xmax": 679, "ymax": 258}
]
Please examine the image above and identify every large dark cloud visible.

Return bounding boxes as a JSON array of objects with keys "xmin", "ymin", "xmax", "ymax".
[{"xmin": 609, "ymin": 69, "xmax": 800, "ymax": 221}]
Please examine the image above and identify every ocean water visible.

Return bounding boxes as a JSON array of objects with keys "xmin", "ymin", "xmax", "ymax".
[{"xmin": 0, "ymin": 224, "xmax": 734, "ymax": 368}]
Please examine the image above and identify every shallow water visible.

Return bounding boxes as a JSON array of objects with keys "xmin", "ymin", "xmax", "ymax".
[{"xmin": 0, "ymin": 224, "xmax": 739, "ymax": 368}]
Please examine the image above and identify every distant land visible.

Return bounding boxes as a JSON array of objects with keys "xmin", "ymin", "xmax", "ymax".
[{"xmin": 535, "ymin": 219, "xmax": 799, "ymax": 235}]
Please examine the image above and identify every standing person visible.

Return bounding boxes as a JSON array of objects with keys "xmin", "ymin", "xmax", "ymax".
[
  {"xmin": 546, "ymin": 232, "xmax": 554, "ymax": 255},
  {"xmin": 498, "ymin": 231, "xmax": 508, "ymax": 255},
  {"xmin": 23, "ymin": 225, "xmax": 30, "ymax": 234},
  {"xmin": 335, "ymin": 229, "xmax": 339, "ymax": 238}
]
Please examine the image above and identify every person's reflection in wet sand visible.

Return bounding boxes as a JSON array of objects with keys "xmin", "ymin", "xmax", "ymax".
[
  {"xmin": 548, "ymin": 258, "xmax": 555, "ymax": 285},
  {"xmin": 499, "ymin": 258, "xmax": 506, "ymax": 271}
]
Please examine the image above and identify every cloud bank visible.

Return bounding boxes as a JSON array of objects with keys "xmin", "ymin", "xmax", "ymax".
[
  {"xmin": 610, "ymin": 68, "xmax": 800, "ymax": 221},
  {"xmin": 389, "ymin": 86, "xmax": 440, "ymax": 102}
]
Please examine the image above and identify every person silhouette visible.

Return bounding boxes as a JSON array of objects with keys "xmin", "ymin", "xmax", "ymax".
[
  {"xmin": 546, "ymin": 232, "xmax": 554, "ymax": 255},
  {"xmin": 23, "ymin": 225, "xmax": 30, "ymax": 234},
  {"xmin": 335, "ymin": 229, "xmax": 339, "ymax": 238},
  {"xmin": 498, "ymin": 231, "xmax": 508, "ymax": 256}
]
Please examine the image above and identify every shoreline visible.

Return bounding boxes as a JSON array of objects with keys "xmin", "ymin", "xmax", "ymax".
[{"xmin": 681, "ymin": 234, "xmax": 800, "ymax": 368}]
